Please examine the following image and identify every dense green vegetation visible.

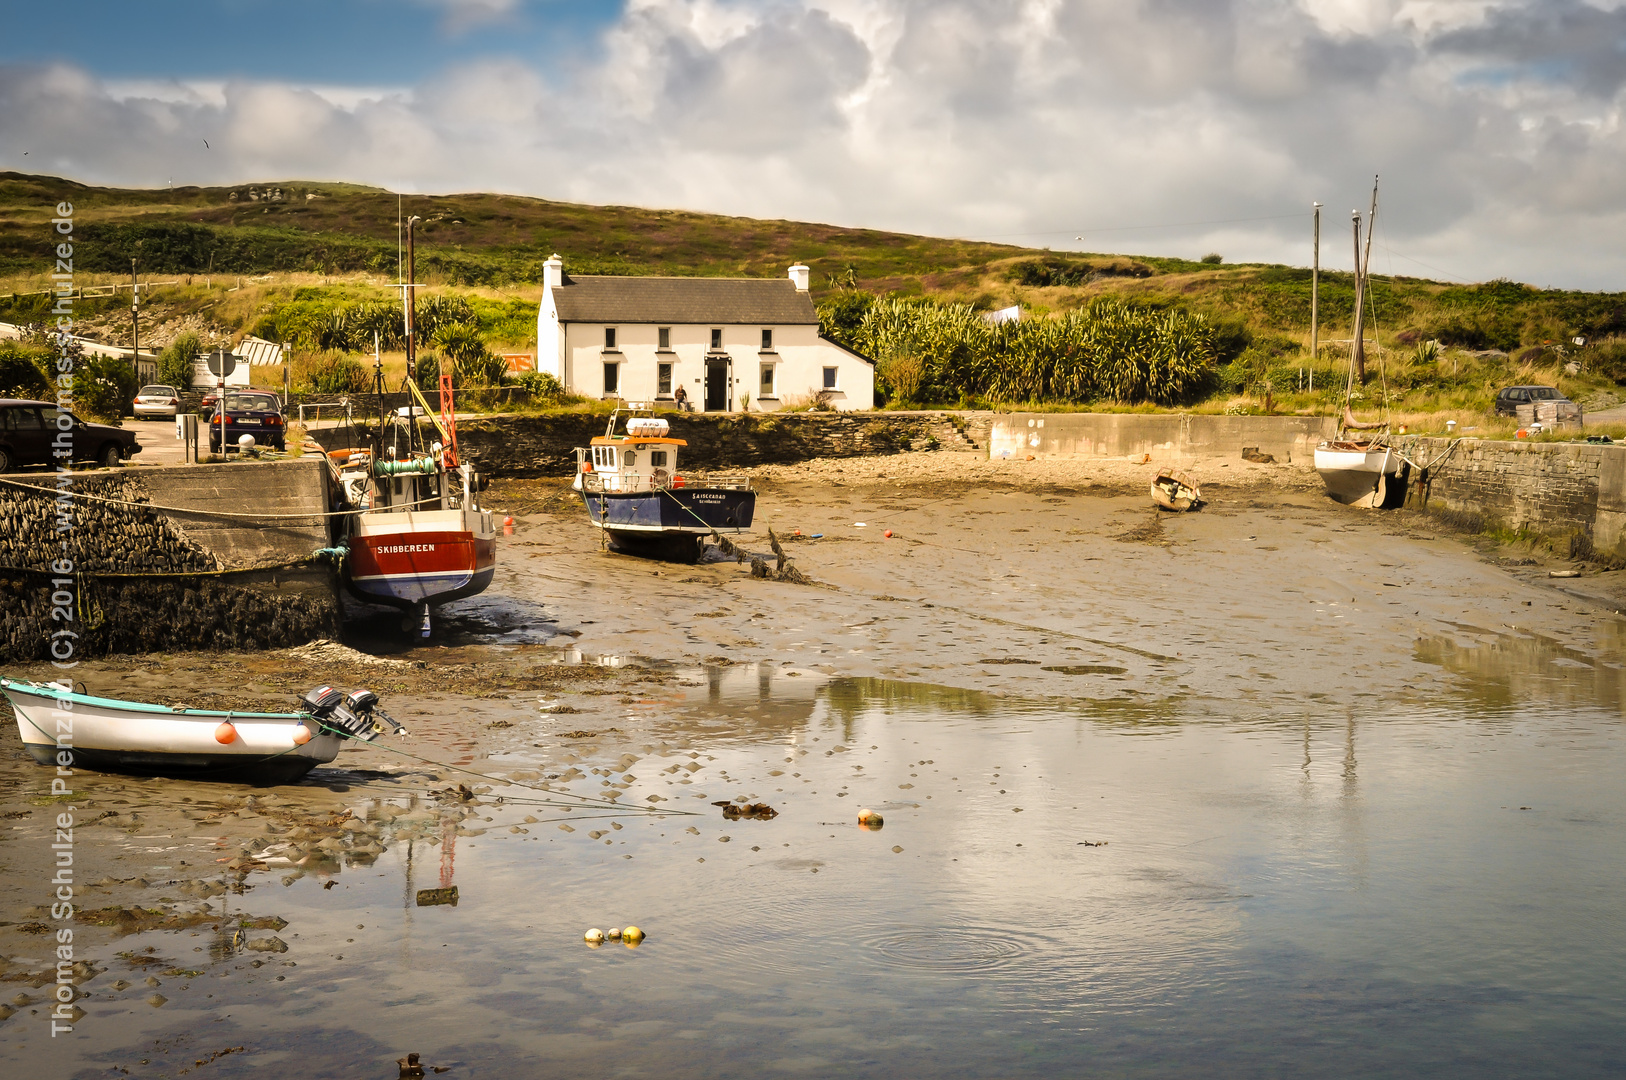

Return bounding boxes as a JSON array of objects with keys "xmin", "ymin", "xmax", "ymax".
[{"xmin": 826, "ymin": 295, "xmax": 1217, "ymax": 406}]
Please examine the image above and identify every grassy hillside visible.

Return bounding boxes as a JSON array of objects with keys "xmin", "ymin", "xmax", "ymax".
[{"xmin": 3, "ymin": 172, "xmax": 1624, "ymax": 420}]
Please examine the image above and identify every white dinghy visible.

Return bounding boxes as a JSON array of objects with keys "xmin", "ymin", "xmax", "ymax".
[{"xmin": 1, "ymin": 679, "xmax": 406, "ymax": 784}]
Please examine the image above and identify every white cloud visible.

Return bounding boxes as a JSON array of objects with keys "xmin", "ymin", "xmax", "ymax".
[{"xmin": 2, "ymin": 0, "xmax": 1624, "ymax": 289}]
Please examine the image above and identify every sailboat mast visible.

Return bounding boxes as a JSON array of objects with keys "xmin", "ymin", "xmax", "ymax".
[
  {"xmin": 1350, "ymin": 210, "xmax": 1367, "ymax": 385},
  {"xmin": 1311, "ymin": 202, "xmax": 1321, "ymax": 387}
]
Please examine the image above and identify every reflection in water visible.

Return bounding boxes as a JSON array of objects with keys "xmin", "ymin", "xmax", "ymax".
[
  {"xmin": 11, "ymin": 657, "xmax": 1626, "ymax": 1079},
  {"xmin": 1415, "ymin": 623, "xmax": 1626, "ymax": 717}
]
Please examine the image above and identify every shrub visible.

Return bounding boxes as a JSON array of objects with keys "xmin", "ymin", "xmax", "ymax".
[
  {"xmin": 1200, "ymin": 253, "xmax": 1223, "ymax": 265},
  {"xmin": 1588, "ymin": 340, "xmax": 1626, "ymax": 383},
  {"xmin": 73, "ymin": 353, "xmax": 139, "ymax": 421},
  {"xmin": 158, "ymin": 331, "xmax": 203, "ymax": 389},
  {"xmin": 0, "ymin": 342, "xmax": 51, "ymax": 400},
  {"xmin": 298, "ymin": 351, "xmax": 369, "ymax": 394},
  {"xmin": 415, "ymin": 352, "xmax": 442, "ymax": 392},
  {"xmin": 816, "ymin": 290, "xmax": 875, "ymax": 351},
  {"xmin": 513, "ymin": 370, "xmax": 565, "ymax": 402},
  {"xmin": 434, "ymin": 323, "xmax": 506, "ymax": 387}
]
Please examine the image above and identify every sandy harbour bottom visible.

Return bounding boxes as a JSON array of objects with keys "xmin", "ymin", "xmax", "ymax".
[{"xmin": 2, "ymin": 451, "xmax": 1624, "ymax": 1078}]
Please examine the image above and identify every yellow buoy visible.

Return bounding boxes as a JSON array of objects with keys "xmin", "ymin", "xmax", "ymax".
[{"xmin": 622, "ymin": 925, "xmax": 644, "ymax": 944}]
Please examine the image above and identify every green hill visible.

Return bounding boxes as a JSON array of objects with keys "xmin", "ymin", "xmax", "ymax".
[{"xmin": 3, "ymin": 172, "xmax": 1624, "ymax": 423}]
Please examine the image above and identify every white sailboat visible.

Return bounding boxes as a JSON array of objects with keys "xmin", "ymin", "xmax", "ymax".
[{"xmin": 1315, "ymin": 177, "xmax": 1407, "ymax": 508}]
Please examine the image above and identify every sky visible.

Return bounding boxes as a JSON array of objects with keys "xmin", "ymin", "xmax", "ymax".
[{"xmin": 2, "ymin": 0, "xmax": 1624, "ymax": 290}]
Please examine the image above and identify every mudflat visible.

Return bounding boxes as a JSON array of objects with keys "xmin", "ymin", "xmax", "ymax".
[{"xmin": 2, "ymin": 450, "xmax": 1624, "ymax": 1078}]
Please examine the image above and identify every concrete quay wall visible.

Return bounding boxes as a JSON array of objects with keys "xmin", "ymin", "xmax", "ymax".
[
  {"xmin": 1402, "ymin": 436, "xmax": 1626, "ymax": 561},
  {"xmin": 989, "ymin": 413, "xmax": 1337, "ymax": 465},
  {"xmin": 0, "ymin": 460, "xmax": 338, "ymax": 662}
]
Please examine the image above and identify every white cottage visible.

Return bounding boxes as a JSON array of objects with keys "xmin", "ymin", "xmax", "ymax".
[{"xmin": 536, "ymin": 257, "xmax": 873, "ymax": 412}]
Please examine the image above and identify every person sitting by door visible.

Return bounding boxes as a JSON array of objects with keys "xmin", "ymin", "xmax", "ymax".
[{"xmin": 673, "ymin": 385, "xmax": 690, "ymax": 411}]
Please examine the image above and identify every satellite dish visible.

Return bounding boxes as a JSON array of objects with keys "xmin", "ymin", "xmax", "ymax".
[{"xmin": 207, "ymin": 350, "xmax": 236, "ymax": 378}]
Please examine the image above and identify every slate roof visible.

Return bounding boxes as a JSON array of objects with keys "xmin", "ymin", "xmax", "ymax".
[{"xmin": 551, "ymin": 275, "xmax": 817, "ymax": 325}]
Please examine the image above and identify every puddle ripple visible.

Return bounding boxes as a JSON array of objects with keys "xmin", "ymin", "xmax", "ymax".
[{"xmin": 865, "ymin": 926, "xmax": 1033, "ymax": 973}]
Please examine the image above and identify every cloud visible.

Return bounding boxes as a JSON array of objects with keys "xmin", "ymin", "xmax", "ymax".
[
  {"xmin": 419, "ymin": 0, "xmax": 527, "ymax": 32},
  {"xmin": 1, "ymin": 0, "xmax": 1623, "ymax": 288}
]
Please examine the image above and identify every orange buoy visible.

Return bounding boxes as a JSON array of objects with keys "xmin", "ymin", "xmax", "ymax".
[
  {"xmin": 291, "ymin": 724, "xmax": 313, "ymax": 746},
  {"xmin": 214, "ymin": 721, "xmax": 238, "ymax": 745},
  {"xmin": 884, "ymin": 530, "xmax": 893, "ymax": 538}
]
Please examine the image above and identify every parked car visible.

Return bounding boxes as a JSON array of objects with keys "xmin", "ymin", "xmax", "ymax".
[
  {"xmin": 0, "ymin": 399, "xmax": 142, "ymax": 472},
  {"xmin": 133, "ymin": 384, "xmax": 181, "ymax": 420},
  {"xmin": 206, "ymin": 390, "xmax": 286, "ymax": 452},
  {"xmin": 1495, "ymin": 385, "xmax": 1571, "ymax": 417}
]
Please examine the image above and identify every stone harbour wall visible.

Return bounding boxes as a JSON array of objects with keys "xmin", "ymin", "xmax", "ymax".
[
  {"xmin": 0, "ymin": 462, "xmax": 338, "ymax": 662},
  {"xmin": 1401, "ymin": 435, "xmax": 1626, "ymax": 561},
  {"xmin": 317, "ymin": 411, "xmax": 993, "ymax": 477},
  {"xmin": 990, "ymin": 412, "xmax": 1337, "ymax": 465}
]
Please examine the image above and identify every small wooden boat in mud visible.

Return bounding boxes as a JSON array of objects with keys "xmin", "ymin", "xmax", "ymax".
[
  {"xmin": 1150, "ymin": 468, "xmax": 1202, "ymax": 511},
  {"xmin": 573, "ymin": 407, "xmax": 755, "ymax": 562},
  {"xmin": 0, "ymin": 679, "xmax": 406, "ymax": 783}
]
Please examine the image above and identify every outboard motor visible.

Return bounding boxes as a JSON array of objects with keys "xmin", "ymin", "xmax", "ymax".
[
  {"xmin": 343, "ymin": 689, "xmax": 407, "ymax": 738},
  {"xmin": 298, "ymin": 685, "xmax": 408, "ymax": 741}
]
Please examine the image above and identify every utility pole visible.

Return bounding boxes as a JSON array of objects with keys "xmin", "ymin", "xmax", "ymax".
[
  {"xmin": 405, "ymin": 215, "xmax": 420, "ymax": 386},
  {"xmin": 1350, "ymin": 211, "xmax": 1367, "ymax": 385},
  {"xmin": 1310, "ymin": 202, "xmax": 1321, "ymax": 388},
  {"xmin": 130, "ymin": 258, "xmax": 140, "ymax": 378}
]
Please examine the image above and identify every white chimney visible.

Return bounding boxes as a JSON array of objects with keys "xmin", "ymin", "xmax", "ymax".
[
  {"xmin": 788, "ymin": 263, "xmax": 810, "ymax": 292},
  {"xmin": 544, "ymin": 253, "xmax": 563, "ymax": 291}
]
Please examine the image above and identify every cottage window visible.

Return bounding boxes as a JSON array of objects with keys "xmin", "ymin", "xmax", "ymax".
[
  {"xmin": 760, "ymin": 364, "xmax": 775, "ymax": 397},
  {"xmin": 761, "ymin": 328, "xmax": 773, "ymax": 351},
  {"xmin": 823, "ymin": 366, "xmax": 838, "ymax": 390},
  {"xmin": 603, "ymin": 362, "xmax": 619, "ymax": 395},
  {"xmin": 710, "ymin": 328, "xmax": 723, "ymax": 350},
  {"xmin": 658, "ymin": 362, "xmax": 673, "ymax": 396},
  {"xmin": 658, "ymin": 327, "xmax": 671, "ymax": 350},
  {"xmin": 605, "ymin": 327, "xmax": 617, "ymax": 350}
]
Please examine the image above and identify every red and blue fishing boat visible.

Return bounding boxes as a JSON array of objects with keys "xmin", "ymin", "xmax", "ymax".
[{"xmin": 335, "ymin": 218, "xmax": 497, "ymax": 635}]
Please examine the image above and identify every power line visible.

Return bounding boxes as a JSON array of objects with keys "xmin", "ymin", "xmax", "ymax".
[
  {"xmin": 963, "ymin": 210, "xmax": 1313, "ymax": 241},
  {"xmin": 1374, "ymin": 242, "xmax": 1476, "ymax": 285}
]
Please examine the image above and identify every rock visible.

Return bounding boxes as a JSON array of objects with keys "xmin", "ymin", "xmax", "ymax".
[
  {"xmin": 246, "ymin": 936, "xmax": 289, "ymax": 953},
  {"xmin": 147, "ymin": 994, "xmax": 168, "ymax": 1008}
]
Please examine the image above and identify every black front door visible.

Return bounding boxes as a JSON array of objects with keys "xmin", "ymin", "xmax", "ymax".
[{"xmin": 704, "ymin": 359, "xmax": 730, "ymax": 412}]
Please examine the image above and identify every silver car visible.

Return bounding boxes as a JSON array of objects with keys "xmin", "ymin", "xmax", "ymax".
[{"xmin": 133, "ymin": 384, "xmax": 181, "ymax": 419}]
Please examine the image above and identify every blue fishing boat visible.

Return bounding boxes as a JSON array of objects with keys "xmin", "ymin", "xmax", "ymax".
[{"xmin": 572, "ymin": 408, "xmax": 755, "ymax": 561}]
